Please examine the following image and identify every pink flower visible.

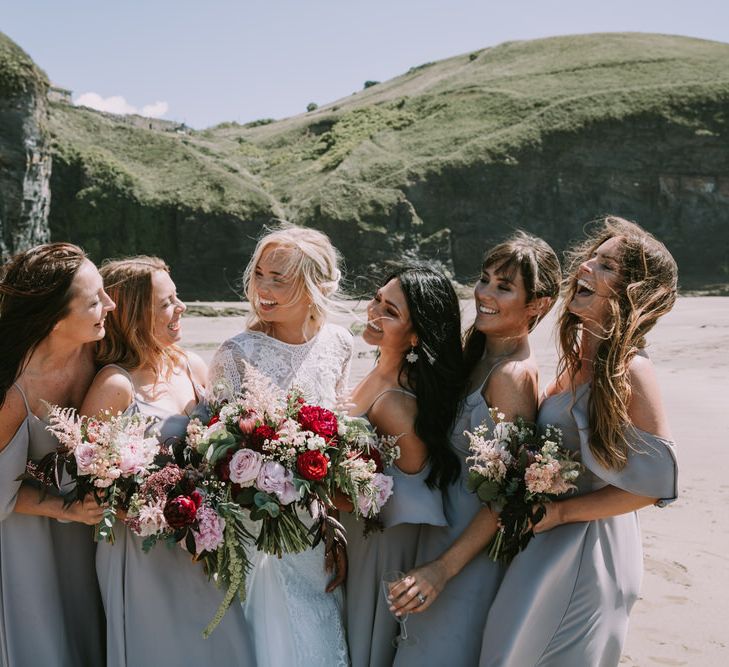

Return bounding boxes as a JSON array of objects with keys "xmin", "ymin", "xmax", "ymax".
[
  {"xmin": 237, "ymin": 411, "xmax": 258, "ymax": 434},
  {"xmin": 192, "ymin": 504, "xmax": 226, "ymax": 554},
  {"xmin": 228, "ymin": 449, "xmax": 262, "ymax": 487},
  {"xmin": 357, "ymin": 473, "xmax": 394, "ymax": 517},
  {"xmin": 256, "ymin": 461, "xmax": 299, "ymax": 505},
  {"xmin": 74, "ymin": 442, "xmax": 98, "ymax": 475},
  {"xmin": 133, "ymin": 497, "xmax": 168, "ymax": 537}
]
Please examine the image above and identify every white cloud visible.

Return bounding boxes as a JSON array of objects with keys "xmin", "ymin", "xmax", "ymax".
[
  {"xmin": 141, "ymin": 101, "xmax": 169, "ymax": 118},
  {"xmin": 74, "ymin": 92, "xmax": 169, "ymax": 119}
]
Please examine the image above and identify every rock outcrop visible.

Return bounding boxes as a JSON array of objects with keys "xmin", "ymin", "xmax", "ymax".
[{"xmin": 0, "ymin": 34, "xmax": 51, "ymax": 260}]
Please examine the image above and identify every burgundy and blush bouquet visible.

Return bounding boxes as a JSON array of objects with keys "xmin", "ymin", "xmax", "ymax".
[
  {"xmin": 193, "ymin": 363, "xmax": 398, "ymax": 557},
  {"xmin": 466, "ymin": 409, "xmax": 581, "ymax": 563}
]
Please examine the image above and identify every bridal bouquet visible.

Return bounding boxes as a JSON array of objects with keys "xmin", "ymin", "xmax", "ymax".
[
  {"xmin": 466, "ymin": 409, "xmax": 581, "ymax": 563},
  {"xmin": 24, "ymin": 406, "xmax": 160, "ymax": 542},
  {"xmin": 190, "ymin": 363, "xmax": 398, "ymax": 559}
]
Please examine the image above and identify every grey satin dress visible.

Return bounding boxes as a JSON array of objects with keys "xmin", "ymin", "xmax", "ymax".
[
  {"xmin": 480, "ymin": 383, "xmax": 679, "ymax": 667},
  {"xmin": 394, "ymin": 386, "xmax": 506, "ymax": 667},
  {"xmin": 0, "ymin": 384, "xmax": 104, "ymax": 667},
  {"xmin": 343, "ymin": 406, "xmax": 448, "ymax": 667},
  {"xmin": 95, "ymin": 366, "xmax": 255, "ymax": 667}
]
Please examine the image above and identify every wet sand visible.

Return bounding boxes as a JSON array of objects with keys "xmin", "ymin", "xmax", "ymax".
[{"xmin": 181, "ymin": 296, "xmax": 729, "ymax": 667}]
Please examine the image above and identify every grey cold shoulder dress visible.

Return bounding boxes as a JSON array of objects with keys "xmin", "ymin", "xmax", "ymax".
[
  {"xmin": 95, "ymin": 365, "xmax": 255, "ymax": 667},
  {"xmin": 394, "ymin": 382, "xmax": 506, "ymax": 667},
  {"xmin": 0, "ymin": 384, "xmax": 104, "ymax": 667},
  {"xmin": 479, "ymin": 383, "xmax": 678, "ymax": 667},
  {"xmin": 343, "ymin": 389, "xmax": 449, "ymax": 667}
]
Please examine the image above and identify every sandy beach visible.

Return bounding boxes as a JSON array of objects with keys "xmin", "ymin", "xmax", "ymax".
[{"xmin": 181, "ymin": 296, "xmax": 729, "ymax": 667}]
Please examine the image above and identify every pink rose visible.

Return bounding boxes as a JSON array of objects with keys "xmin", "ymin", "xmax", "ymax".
[
  {"xmin": 256, "ymin": 461, "xmax": 299, "ymax": 505},
  {"xmin": 228, "ymin": 449, "xmax": 262, "ymax": 487},
  {"xmin": 74, "ymin": 442, "xmax": 98, "ymax": 475}
]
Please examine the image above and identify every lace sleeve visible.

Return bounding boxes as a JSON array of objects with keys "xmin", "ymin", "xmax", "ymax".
[
  {"xmin": 208, "ymin": 342, "xmax": 242, "ymax": 401},
  {"xmin": 335, "ymin": 330, "xmax": 354, "ymax": 404}
]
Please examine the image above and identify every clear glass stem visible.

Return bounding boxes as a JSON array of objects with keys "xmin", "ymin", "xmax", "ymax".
[{"xmin": 399, "ymin": 618, "xmax": 409, "ymax": 643}]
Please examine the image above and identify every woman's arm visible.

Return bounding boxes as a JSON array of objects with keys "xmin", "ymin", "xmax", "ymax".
[
  {"xmin": 13, "ymin": 485, "xmax": 106, "ymax": 524},
  {"xmin": 534, "ymin": 354, "xmax": 670, "ymax": 532},
  {"xmin": 390, "ymin": 363, "xmax": 538, "ymax": 615},
  {"xmin": 79, "ymin": 366, "xmax": 134, "ymax": 418}
]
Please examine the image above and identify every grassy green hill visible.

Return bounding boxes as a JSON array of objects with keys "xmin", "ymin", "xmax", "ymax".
[{"xmin": 42, "ymin": 33, "xmax": 729, "ymax": 295}]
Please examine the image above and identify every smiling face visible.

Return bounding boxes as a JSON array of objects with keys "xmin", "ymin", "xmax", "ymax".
[
  {"xmin": 251, "ymin": 244, "xmax": 311, "ymax": 329},
  {"xmin": 364, "ymin": 278, "xmax": 416, "ymax": 354},
  {"xmin": 567, "ymin": 236, "xmax": 623, "ymax": 326},
  {"xmin": 53, "ymin": 259, "xmax": 116, "ymax": 343},
  {"xmin": 151, "ymin": 270, "xmax": 186, "ymax": 347},
  {"xmin": 473, "ymin": 261, "xmax": 536, "ymax": 339}
]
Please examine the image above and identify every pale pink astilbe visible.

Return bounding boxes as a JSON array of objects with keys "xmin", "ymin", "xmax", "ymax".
[
  {"xmin": 238, "ymin": 360, "xmax": 287, "ymax": 421},
  {"xmin": 45, "ymin": 405, "xmax": 84, "ymax": 451}
]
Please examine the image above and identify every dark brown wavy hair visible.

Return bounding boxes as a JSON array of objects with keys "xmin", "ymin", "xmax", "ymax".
[
  {"xmin": 557, "ymin": 216, "xmax": 678, "ymax": 470},
  {"xmin": 463, "ymin": 231, "xmax": 562, "ymax": 372},
  {"xmin": 0, "ymin": 243, "xmax": 88, "ymax": 406}
]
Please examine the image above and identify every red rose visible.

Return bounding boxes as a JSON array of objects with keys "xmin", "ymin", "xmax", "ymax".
[
  {"xmin": 164, "ymin": 495, "xmax": 198, "ymax": 529},
  {"xmin": 250, "ymin": 424, "xmax": 279, "ymax": 451},
  {"xmin": 207, "ymin": 414, "xmax": 220, "ymax": 427},
  {"xmin": 297, "ymin": 405, "xmax": 338, "ymax": 440},
  {"xmin": 296, "ymin": 450, "xmax": 329, "ymax": 482}
]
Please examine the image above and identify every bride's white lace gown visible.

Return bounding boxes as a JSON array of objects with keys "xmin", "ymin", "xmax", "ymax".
[{"xmin": 210, "ymin": 322, "xmax": 353, "ymax": 667}]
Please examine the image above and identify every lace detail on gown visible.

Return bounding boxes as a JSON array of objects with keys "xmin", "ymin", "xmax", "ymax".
[{"xmin": 210, "ymin": 323, "xmax": 353, "ymax": 667}]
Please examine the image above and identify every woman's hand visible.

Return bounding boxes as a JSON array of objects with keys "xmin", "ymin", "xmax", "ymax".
[
  {"xmin": 330, "ymin": 489, "xmax": 354, "ymax": 513},
  {"xmin": 388, "ymin": 560, "xmax": 448, "ymax": 616},
  {"xmin": 59, "ymin": 495, "xmax": 106, "ymax": 526},
  {"xmin": 532, "ymin": 501, "xmax": 563, "ymax": 534},
  {"xmin": 325, "ymin": 544, "xmax": 348, "ymax": 593}
]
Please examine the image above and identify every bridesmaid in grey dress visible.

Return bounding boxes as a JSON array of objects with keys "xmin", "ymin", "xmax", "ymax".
[
  {"xmin": 341, "ymin": 265, "xmax": 467, "ymax": 667},
  {"xmin": 389, "ymin": 233, "xmax": 562, "ymax": 667},
  {"xmin": 81, "ymin": 256, "xmax": 254, "ymax": 667},
  {"xmin": 480, "ymin": 216, "xmax": 679, "ymax": 666},
  {"xmin": 0, "ymin": 243, "xmax": 113, "ymax": 666}
]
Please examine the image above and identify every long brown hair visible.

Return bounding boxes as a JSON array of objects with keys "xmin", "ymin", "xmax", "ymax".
[
  {"xmin": 557, "ymin": 216, "xmax": 678, "ymax": 470},
  {"xmin": 96, "ymin": 256, "xmax": 184, "ymax": 376},
  {"xmin": 0, "ymin": 243, "xmax": 88, "ymax": 406},
  {"xmin": 463, "ymin": 231, "xmax": 562, "ymax": 372}
]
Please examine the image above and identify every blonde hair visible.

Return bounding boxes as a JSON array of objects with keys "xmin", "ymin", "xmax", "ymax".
[
  {"xmin": 557, "ymin": 216, "xmax": 678, "ymax": 470},
  {"xmin": 96, "ymin": 256, "xmax": 185, "ymax": 376},
  {"xmin": 243, "ymin": 223, "xmax": 343, "ymax": 332}
]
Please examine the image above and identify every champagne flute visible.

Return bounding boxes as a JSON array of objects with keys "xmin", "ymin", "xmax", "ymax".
[{"xmin": 382, "ymin": 570, "xmax": 417, "ymax": 647}]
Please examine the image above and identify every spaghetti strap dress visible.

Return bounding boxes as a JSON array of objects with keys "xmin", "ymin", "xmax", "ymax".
[
  {"xmin": 479, "ymin": 383, "xmax": 678, "ymax": 667},
  {"xmin": 0, "ymin": 384, "xmax": 104, "ymax": 667},
  {"xmin": 95, "ymin": 365, "xmax": 255, "ymax": 667},
  {"xmin": 394, "ymin": 377, "xmax": 506, "ymax": 667},
  {"xmin": 343, "ymin": 388, "xmax": 449, "ymax": 667}
]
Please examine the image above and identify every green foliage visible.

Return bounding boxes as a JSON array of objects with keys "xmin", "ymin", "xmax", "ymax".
[
  {"xmin": 364, "ymin": 80, "xmax": 379, "ymax": 89},
  {"xmin": 309, "ymin": 105, "xmax": 416, "ymax": 169},
  {"xmin": 243, "ymin": 118, "xmax": 275, "ymax": 128},
  {"xmin": 306, "ymin": 102, "xmax": 318, "ymax": 112},
  {"xmin": 0, "ymin": 32, "xmax": 48, "ymax": 97}
]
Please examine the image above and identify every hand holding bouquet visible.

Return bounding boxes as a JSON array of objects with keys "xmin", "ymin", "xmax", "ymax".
[
  {"xmin": 466, "ymin": 409, "xmax": 581, "ymax": 563},
  {"xmin": 24, "ymin": 406, "xmax": 160, "ymax": 542}
]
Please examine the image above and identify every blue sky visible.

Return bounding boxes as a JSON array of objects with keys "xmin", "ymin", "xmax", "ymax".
[{"xmin": 3, "ymin": 0, "xmax": 728, "ymax": 128}]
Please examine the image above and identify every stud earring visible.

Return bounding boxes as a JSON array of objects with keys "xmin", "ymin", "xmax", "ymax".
[{"xmin": 406, "ymin": 347, "xmax": 419, "ymax": 364}]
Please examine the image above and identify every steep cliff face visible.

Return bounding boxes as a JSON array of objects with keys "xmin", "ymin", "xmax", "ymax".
[
  {"xmin": 0, "ymin": 34, "xmax": 51, "ymax": 259},
  {"xmin": 3, "ymin": 31, "xmax": 727, "ymax": 296}
]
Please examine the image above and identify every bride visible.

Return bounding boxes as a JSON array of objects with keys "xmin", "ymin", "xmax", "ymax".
[{"xmin": 210, "ymin": 224, "xmax": 352, "ymax": 666}]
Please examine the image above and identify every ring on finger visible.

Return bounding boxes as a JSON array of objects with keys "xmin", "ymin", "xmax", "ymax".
[{"xmin": 417, "ymin": 592, "xmax": 427, "ymax": 605}]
